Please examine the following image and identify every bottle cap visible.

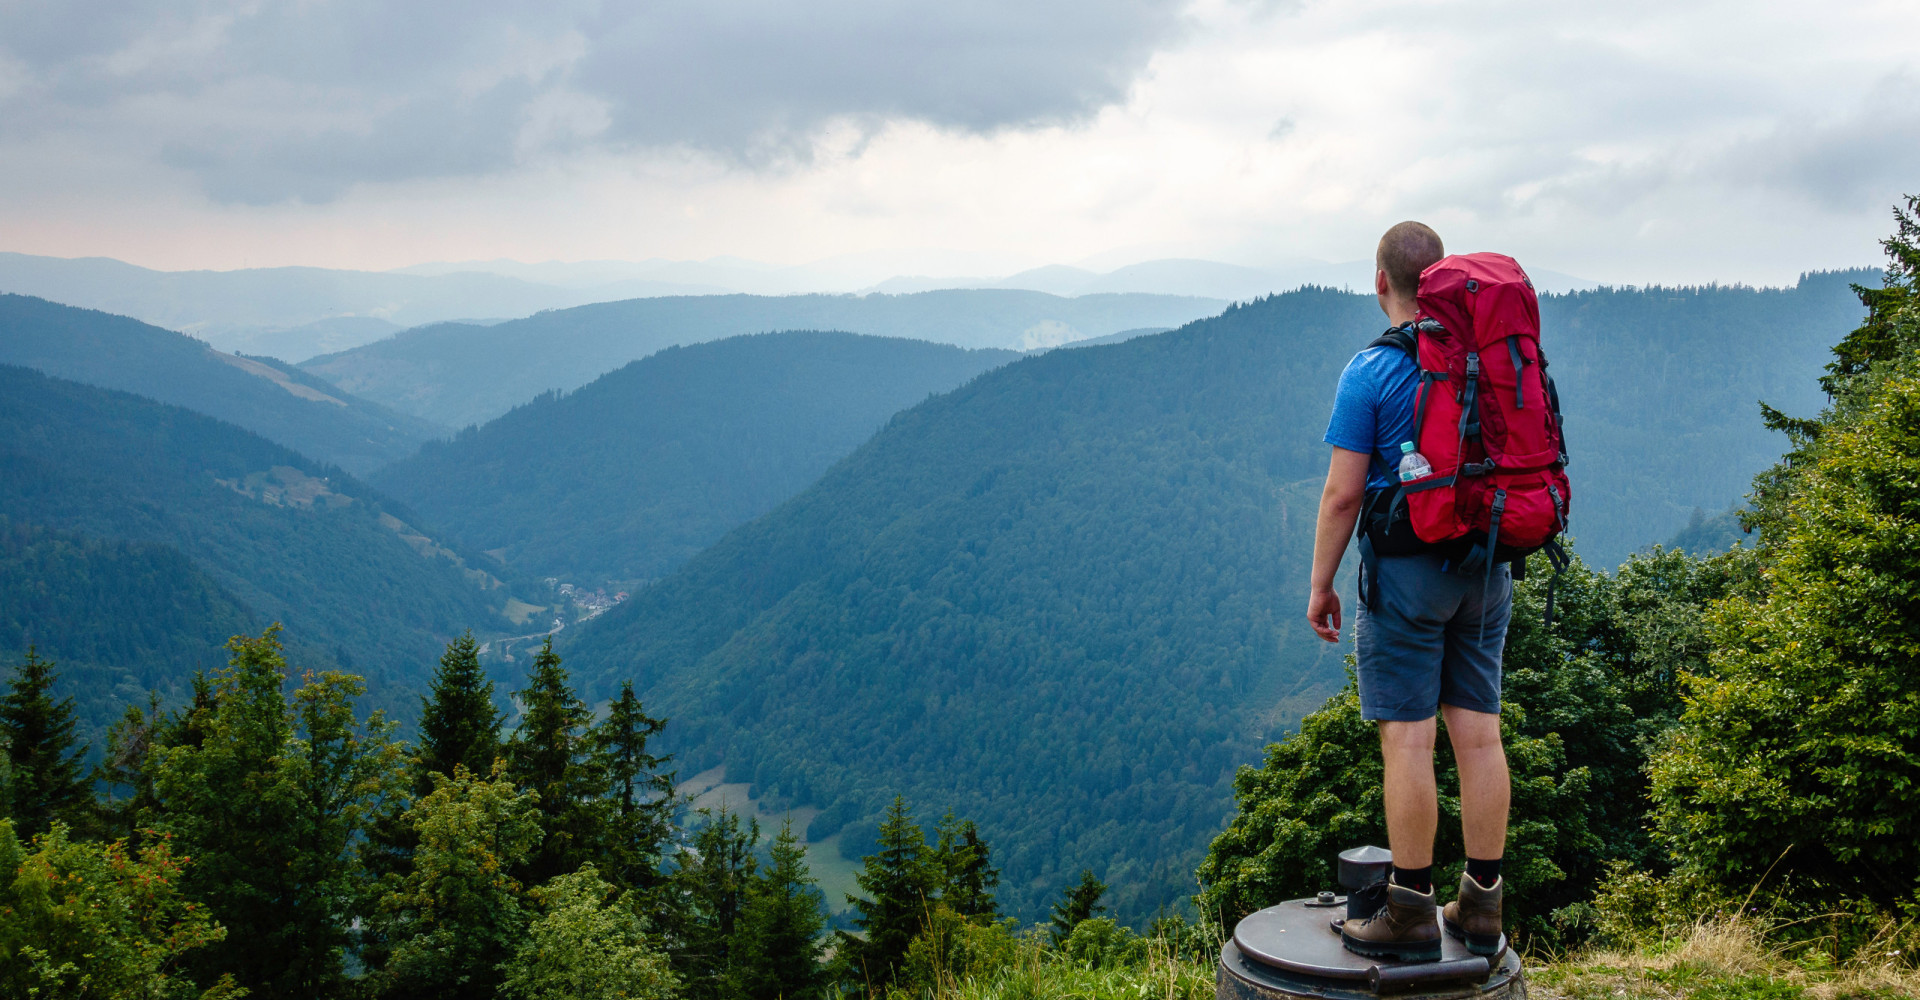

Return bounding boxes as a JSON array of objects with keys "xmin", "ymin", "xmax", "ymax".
[{"xmin": 1400, "ymin": 441, "xmax": 1416, "ymax": 453}]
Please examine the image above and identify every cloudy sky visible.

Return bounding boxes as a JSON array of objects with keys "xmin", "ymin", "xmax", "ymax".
[{"xmin": 1, "ymin": 0, "xmax": 1915, "ymax": 284}]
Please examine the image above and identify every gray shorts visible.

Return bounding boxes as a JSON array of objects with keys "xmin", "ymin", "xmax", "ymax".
[{"xmin": 1354, "ymin": 551, "xmax": 1511, "ymax": 721}]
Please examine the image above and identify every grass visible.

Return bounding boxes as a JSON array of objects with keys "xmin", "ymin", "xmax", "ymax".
[
  {"xmin": 1529, "ymin": 916, "xmax": 1920, "ymax": 1000},
  {"xmin": 878, "ymin": 915, "xmax": 1919, "ymax": 1000},
  {"xmin": 922, "ymin": 940, "xmax": 1215, "ymax": 1000}
]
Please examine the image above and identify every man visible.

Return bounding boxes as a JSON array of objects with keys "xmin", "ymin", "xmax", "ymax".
[{"xmin": 1306, "ymin": 221, "xmax": 1510, "ymax": 962}]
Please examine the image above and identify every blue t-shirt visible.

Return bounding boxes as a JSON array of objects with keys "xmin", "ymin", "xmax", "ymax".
[{"xmin": 1324, "ymin": 343, "xmax": 1421, "ymax": 492}]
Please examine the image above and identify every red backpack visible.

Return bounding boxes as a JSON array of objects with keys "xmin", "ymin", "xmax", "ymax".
[{"xmin": 1358, "ymin": 252, "xmax": 1572, "ymax": 618}]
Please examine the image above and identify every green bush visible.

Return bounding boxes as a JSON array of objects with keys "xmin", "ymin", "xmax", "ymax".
[
  {"xmin": 901, "ymin": 907, "xmax": 1024, "ymax": 991},
  {"xmin": 0, "ymin": 820, "xmax": 239, "ymax": 1000},
  {"xmin": 499, "ymin": 864, "xmax": 676, "ymax": 1000},
  {"xmin": 1060, "ymin": 918, "xmax": 1149, "ymax": 970}
]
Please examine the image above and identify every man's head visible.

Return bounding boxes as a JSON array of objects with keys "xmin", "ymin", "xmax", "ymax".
[{"xmin": 1375, "ymin": 221, "xmax": 1444, "ymax": 322}]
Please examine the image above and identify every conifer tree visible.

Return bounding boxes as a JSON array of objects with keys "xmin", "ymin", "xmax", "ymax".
[
  {"xmin": 506, "ymin": 636, "xmax": 605, "ymax": 884},
  {"xmin": 0, "ymin": 648, "xmax": 90, "ymax": 836},
  {"xmin": 673, "ymin": 808, "xmax": 760, "ymax": 999},
  {"xmin": 153, "ymin": 627, "xmax": 402, "ymax": 1000},
  {"xmin": 733, "ymin": 819, "xmax": 825, "ymax": 1000},
  {"xmin": 366, "ymin": 631, "xmax": 506, "ymax": 894},
  {"xmin": 1651, "ymin": 196, "xmax": 1920, "ymax": 908},
  {"xmin": 95, "ymin": 694, "xmax": 165, "ymax": 841},
  {"xmin": 597, "ymin": 680, "xmax": 676, "ymax": 894},
  {"xmin": 415, "ymin": 630, "xmax": 503, "ymax": 792},
  {"xmin": 932, "ymin": 812, "xmax": 1000, "ymax": 922},
  {"xmin": 1049, "ymin": 869, "xmax": 1108, "ymax": 946},
  {"xmin": 839, "ymin": 796, "xmax": 940, "ymax": 986}
]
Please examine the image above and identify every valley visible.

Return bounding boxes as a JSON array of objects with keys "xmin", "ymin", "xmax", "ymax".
[{"xmin": 0, "ymin": 269, "xmax": 1870, "ymax": 924}]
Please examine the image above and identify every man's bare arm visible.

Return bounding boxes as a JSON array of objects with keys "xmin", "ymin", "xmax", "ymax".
[{"xmin": 1307, "ymin": 447, "xmax": 1372, "ymax": 642}]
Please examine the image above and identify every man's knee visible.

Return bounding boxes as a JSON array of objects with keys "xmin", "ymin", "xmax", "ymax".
[
  {"xmin": 1442, "ymin": 704, "xmax": 1503, "ymax": 753},
  {"xmin": 1378, "ymin": 718, "xmax": 1437, "ymax": 756}
]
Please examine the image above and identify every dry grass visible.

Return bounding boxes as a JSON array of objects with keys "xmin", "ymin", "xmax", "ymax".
[{"xmin": 1531, "ymin": 914, "xmax": 1920, "ymax": 1000}]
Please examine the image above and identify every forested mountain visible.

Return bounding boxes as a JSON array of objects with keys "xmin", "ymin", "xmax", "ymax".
[
  {"xmin": 0, "ymin": 518, "xmax": 258, "ymax": 748},
  {"xmin": 371, "ymin": 332, "xmax": 1019, "ymax": 585},
  {"xmin": 558, "ymin": 274, "xmax": 1864, "ymax": 924},
  {"xmin": 0, "ymin": 365, "xmax": 519, "ymax": 732},
  {"xmin": 300, "ymin": 290, "xmax": 1227, "ymax": 428},
  {"xmin": 0, "ymin": 294, "xmax": 444, "ymax": 475}
]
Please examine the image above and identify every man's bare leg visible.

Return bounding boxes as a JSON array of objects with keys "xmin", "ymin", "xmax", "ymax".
[
  {"xmin": 1441, "ymin": 704, "xmax": 1508, "ymax": 859},
  {"xmin": 1379, "ymin": 718, "xmax": 1438, "ymax": 869}
]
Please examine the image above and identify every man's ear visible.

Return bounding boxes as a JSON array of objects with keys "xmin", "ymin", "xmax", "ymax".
[{"xmin": 1375, "ymin": 269, "xmax": 1391, "ymax": 297}]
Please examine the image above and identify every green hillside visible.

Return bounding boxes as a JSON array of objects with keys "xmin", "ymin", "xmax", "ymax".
[
  {"xmin": 300, "ymin": 290, "xmax": 1227, "ymax": 428},
  {"xmin": 371, "ymin": 331, "xmax": 1018, "ymax": 585},
  {"xmin": 0, "ymin": 364, "xmax": 519, "ymax": 731},
  {"xmin": 0, "ymin": 517, "xmax": 259, "ymax": 749},
  {"xmin": 558, "ymin": 276, "xmax": 1863, "ymax": 924},
  {"xmin": 0, "ymin": 293, "xmax": 445, "ymax": 475}
]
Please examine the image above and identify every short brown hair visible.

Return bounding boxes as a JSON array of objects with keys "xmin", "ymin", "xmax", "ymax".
[{"xmin": 1375, "ymin": 221, "xmax": 1445, "ymax": 297}]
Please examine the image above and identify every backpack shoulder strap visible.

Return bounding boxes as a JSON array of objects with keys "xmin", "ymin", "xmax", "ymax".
[{"xmin": 1366, "ymin": 324, "xmax": 1417, "ymax": 358}]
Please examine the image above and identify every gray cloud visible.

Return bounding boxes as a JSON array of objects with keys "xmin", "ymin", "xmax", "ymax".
[
  {"xmin": 0, "ymin": 0, "xmax": 1187, "ymax": 203},
  {"xmin": 1730, "ymin": 74, "xmax": 1920, "ymax": 211}
]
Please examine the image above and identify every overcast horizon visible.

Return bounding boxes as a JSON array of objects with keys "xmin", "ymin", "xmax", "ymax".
[{"xmin": 3, "ymin": 0, "xmax": 1915, "ymax": 287}]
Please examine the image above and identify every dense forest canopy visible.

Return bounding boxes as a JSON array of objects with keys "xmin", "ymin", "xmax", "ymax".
[
  {"xmin": 372, "ymin": 331, "xmax": 1019, "ymax": 585},
  {"xmin": 0, "ymin": 365, "xmax": 519, "ymax": 735},
  {"xmin": 0, "ymin": 293, "xmax": 444, "ymax": 475}
]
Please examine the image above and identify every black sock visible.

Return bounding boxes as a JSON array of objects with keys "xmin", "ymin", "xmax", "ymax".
[
  {"xmin": 1391, "ymin": 865, "xmax": 1433, "ymax": 894},
  {"xmin": 1466, "ymin": 857, "xmax": 1502, "ymax": 888}
]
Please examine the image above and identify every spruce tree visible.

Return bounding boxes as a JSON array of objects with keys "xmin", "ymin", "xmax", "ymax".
[
  {"xmin": 1049, "ymin": 869, "xmax": 1108, "ymax": 946},
  {"xmin": 673, "ymin": 809, "xmax": 761, "ymax": 999},
  {"xmin": 597, "ymin": 680, "xmax": 676, "ymax": 895},
  {"xmin": 367, "ymin": 631, "xmax": 506, "ymax": 896},
  {"xmin": 506, "ymin": 636, "xmax": 605, "ymax": 884},
  {"xmin": 95, "ymin": 694, "xmax": 165, "ymax": 841},
  {"xmin": 0, "ymin": 648, "xmax": 89, "ymax": 836},
  {"xmin": 1650, "ymin": 197, "xmax": 1920, "ymax": 908},
  {"xmin": 839, "ymin": 796, "xmax": 939, "ymax": 986},
  {"xmin": 152, "ymin": 627, "xmax": 402, "ymax": 1000},
  {"xmin": 416, "ymin": 630, "xmax": 503, "ymax": 792},
  {"xmin": 933, "ymin": 812, "xmax": 1000, "ymax": 922},
  {"xmin": 733, "ymin": 819, "xmax": 826, "ymax": 1000}
]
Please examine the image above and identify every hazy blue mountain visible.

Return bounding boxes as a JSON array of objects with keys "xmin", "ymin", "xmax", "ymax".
[
  {"xmin": 877, "ymin": 258, "xmax": 1605, "ymax": 300},
  {"xmin": 301, "ymin": 290, "xmax": 1226, "ymax": 429},
  {"xmin": 556, "ymin": 274, "xmax": 1865, "ymax": 924},
  {"xmin": 0, "ymin": 294, "xmax": 445, "ymax": 475},
  {"xmin": 371, "ymin": 332, "xmax": 1019, "ymax": 586},
  {"xmin": 0, "ymin": 364, "xmax": 523, "ymax": 731},
  {"xmin": 0, "ymin": 251, "xmax": 724, "ymax": 360},
  {"xmin": 1055, "ymin": 326, "xmax": 1171, "ymax": 349}
]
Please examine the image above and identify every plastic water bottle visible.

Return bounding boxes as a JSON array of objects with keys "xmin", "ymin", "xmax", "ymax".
[{"xmin": 1397, "ymin": 441, "xmax": 1432, "ymax": 482}]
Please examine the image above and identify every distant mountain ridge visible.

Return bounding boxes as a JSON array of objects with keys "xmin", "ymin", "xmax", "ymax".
[
  {"xmin": 0, "ymin": 252, "xmax": 723, "ymax": 360},
  {"xmin": 0, "ymin": 293, "xmax": 444, "ymax": 476},
  {"xmin": 301, "ymin": 290, "xmax": 1226, "ymax": 429},
  {"xmin": 371, "ymin": 331, "xmax": 1020, "ymax": 585}
]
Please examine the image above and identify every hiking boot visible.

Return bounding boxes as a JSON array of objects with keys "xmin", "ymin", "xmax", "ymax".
[
  {"xmin": 1340, "ymin": 880, "xmax": 1441, "ymax": 962},
  {"xmin": 1442, "ymin": 873, "xmax": 1504, "ymax": 957}
]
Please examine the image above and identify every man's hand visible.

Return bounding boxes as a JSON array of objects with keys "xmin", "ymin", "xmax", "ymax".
[
  {"xmin": 1308, "ymin": 586, "xmax": 1343, "ymax": 642},
  {"xmin": 1308, "ymin": 447, "xmax": 1369, "ymax": 642}
]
